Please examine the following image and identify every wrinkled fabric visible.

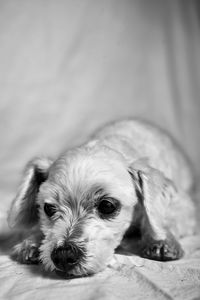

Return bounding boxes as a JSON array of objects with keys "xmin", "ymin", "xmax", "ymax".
[{"xmin": 0, "ymin": 1, "xmax": 200, "ymax": 299}]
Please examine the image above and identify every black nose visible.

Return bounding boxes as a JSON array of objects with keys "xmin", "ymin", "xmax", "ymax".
[{"xmin": 51, "ymin": 243, "xmax": 82, "ymax": 272}]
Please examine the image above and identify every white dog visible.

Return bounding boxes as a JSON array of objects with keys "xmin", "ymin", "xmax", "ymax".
[{"xmin": 8, "ymin": 119, "xmax": 196, "ymax": 277}]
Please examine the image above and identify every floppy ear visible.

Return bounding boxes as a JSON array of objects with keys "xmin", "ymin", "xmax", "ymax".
[
  {"xmin": 129, "ymin": 159, "xmax": 175, "ymax": 203},
  {"xmin": 128, "ymin": 160, "xmax": 196, "ymax": 240},
  {"xmin": 8, "ymin": 157, "xmax": 53, "ymax": 229},
  {"xmin": 128, "ymin": 162, "xmax": 175, "ymax": 238}
]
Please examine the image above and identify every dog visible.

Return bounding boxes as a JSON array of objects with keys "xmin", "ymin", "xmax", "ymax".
[{"xmin": 7, "ymin": 119, "xmax": 196, "ymax": 277}]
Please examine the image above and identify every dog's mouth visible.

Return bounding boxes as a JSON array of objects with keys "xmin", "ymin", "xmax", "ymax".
[
  {"xmin": 55, "ymin": 269, "xmax": 78, "ymax": 279},
  {"xmin": 55, "ymin": 269, "xmax": 90, "ymax": 279},
  {"xmin": 54, "ymin": 261, "xmax": 92, "ymax": 278}
]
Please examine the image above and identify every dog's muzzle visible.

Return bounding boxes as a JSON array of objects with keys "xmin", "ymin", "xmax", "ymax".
[{"xmin": 51, "ymin": 243, "xmax": 84, "ymax": 272}]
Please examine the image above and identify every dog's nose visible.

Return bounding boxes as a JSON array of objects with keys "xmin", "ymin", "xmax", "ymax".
[{"xmin": 51, "ymin": 243, "xmax": 82, "ymax": 272}]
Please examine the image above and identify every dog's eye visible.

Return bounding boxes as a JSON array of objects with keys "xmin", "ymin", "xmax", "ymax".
[
  {"xmin": 44, "ymin": 203, "xmax": 57, "ymax": 217},
  {"xmin": 97, "ymin": 199, "xmax": 118, "ymax": 216}
]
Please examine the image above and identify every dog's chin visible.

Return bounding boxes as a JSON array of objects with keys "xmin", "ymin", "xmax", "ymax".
[
  {"xmin": 54, "ymin": 264, "xmax": 99, "ymax": 279},
  {"xmin": 50, "ymin": 258, "xmax": 108, "ymax": 278}
]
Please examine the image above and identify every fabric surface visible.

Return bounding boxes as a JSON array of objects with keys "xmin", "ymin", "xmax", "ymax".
[{"xmin": 0, "ymin": 1, "xmax": 200, "ymax": 299}]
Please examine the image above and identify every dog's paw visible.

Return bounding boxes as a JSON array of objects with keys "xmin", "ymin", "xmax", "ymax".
[
  {"xmin": 11, "ymin": 240, "xmax": 40, "ymax": 264},
  {"xmin": 141, "ymin": 238, "xmax": 184, "ymax": 261}
]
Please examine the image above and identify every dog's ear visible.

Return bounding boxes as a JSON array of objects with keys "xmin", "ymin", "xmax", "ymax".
[
  {"xmin": 128, "ymin": 161, "xmax": 196, "ymax": 239},
  {"xmin": 128, "ymin": 162, "xmax": 175, "ymax": 221},
  {"xmin": 8, "ymin": 157, "xmax": 53, "ymax": 229}
]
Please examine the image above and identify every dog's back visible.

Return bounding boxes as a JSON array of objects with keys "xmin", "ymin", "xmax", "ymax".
[{"xmin": 93, "ymin": 119, "xmax": 194, "ymax": 192}]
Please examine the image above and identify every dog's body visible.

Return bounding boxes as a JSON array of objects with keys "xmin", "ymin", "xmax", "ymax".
[{"xmin": 8, "ymin": 119, "xmax": 196, "ymax": 277}]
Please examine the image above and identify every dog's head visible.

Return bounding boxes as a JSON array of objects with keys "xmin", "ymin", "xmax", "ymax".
[{"xmin": 8, "ymin": 146, "xmax": 141, "ymax": 276}]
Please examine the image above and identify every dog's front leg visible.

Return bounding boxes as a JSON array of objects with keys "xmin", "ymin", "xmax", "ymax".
[
  {"xmin": 11, "ymin": 226, "xmax": 43, "ymax": 264},
  {"xmin": 139, "ymin": 204, "xmax": 184, "ymax": 261}
]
